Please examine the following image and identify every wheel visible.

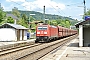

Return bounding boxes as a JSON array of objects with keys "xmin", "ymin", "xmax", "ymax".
[{"xmin": 35, "ymin": 39, "xmax": 38, "ymax": 43}]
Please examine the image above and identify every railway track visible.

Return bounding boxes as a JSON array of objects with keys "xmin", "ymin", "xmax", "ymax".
[
  {"xmin": 16, "ymin": 34, "xmax": 78, "ymax": 60},
  {"xmin": 0, "ymin": 43, "xmax": 42, "ymax": 57},
  {"xmin": 0, "ymin": 41, "xmax": 34, "ymax": 52},
  {"xmin": 0, "ymin": 34, "xmax": 77, "ymax": 60}
]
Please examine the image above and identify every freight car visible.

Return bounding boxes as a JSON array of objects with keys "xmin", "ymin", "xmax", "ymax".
[{"xmin": 35, "ymin": 24, "xmax": 77, "ymax": 43}]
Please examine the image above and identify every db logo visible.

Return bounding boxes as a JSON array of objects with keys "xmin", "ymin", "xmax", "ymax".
[{"xmin": 41, "ymin": 31, "xmax": 43, "ymax": 34}]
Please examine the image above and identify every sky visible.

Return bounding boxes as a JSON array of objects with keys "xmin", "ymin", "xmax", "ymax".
[{"xmin": 0, "ymin": 0, "xmax": 90, "ymax": 21}]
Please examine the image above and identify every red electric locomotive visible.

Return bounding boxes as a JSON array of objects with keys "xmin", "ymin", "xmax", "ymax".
[
  {"xmin": 35, "ymin": 24, "xmax": 58, "ymax": 42},
  {"xmin": 35, "ymin": 24, "xmax": 78, "ymax": 43}
]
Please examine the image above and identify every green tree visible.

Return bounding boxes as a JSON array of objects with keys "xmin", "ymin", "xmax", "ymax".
[
  {"xmin": 60, "ymin": 21, "xmax": 66, "ymax": 27},
  {"xmin": 85, "ymin": 9, "xmax": 90, "ymax": 15},
  {"xmin": 22, "ymin": 14, "xmax": 27, "ymax": 20},
  {"xmin": 51, "ymin": 20, "xmax": 57, "ymax": 26},
  {"xmin": 58, "ymin": 24, "xmax": 62, "ymax": 26},
  {"xmin": 21, "ymin": 14, "xmax": 28, "ymax": 23},
  {"xmin": 0, "ymin": 9, "xmax": 6, "ymax": 22},
  {"xmin": 7, "ymin": 17, "xmax": 14, "ymax": 23},
  {"xmin": 59, "ymin": 20, "xmax": 66, "ymax": 27},
  {"xmin": 17, "ymin": 19, "xmax": 28, "ymax": 28},
  {"xmin": 82, "ymin": 9, "xmax": 90, "ymax": 19},
  {"xmin": 65, "ymin": 20, "xmax": 71, "ymax": 28},
  {"xmin": 12, "ymin": 7, "xmax": 20, "ymax": 18},
  {"xmin": 46, "ymin": 20, "xmax": 51, "ymax": 24},
  {"xmin": 29, "ymin": 16, "xmax": 35, "ymax": 22},
  {"xmin": 56, "ymin": 19, "xmax": 61, "ymax": 24}
]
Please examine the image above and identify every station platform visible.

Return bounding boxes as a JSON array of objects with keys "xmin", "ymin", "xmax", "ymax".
[
  {"xmin": 0, "ymin": 39, "xmax": 35, "ymax": 50},
  {"xmin": 40, "ymin": 37, "xmax": 90, "ymax": 60}
]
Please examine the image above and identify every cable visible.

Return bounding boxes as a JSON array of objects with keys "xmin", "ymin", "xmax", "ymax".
[
  {"xmin": 9, "ymin": 0, "xmax": 28, "ymax": 10},
  {"xmin": 26, "ymin": 0, "xmax": 63, "ymax": 15},
  {"xmin": 66, "ymin": 2, "xmax": 83, "ymax": 6},
  {"xmin": 10, "ymin": 0, "xmax": 41, "ymax": 11},
  {"xmin": 56, "ymin": 6, "xmax": 66, "ymax": 15},
  {"xmin": 25, "ymin": 0, "xmax": 43, "ymax": 11},
  {"xmin": 48, "ymin": 3, "xmax": 62, "ymax": 15}
]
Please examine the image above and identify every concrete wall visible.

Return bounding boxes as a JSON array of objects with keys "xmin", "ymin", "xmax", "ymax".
[
  {"xmin": 24, "ymin": 30, "xmax": 27, "ymax": 40},
  {"xmin": 20, "ymin": 30, "xmax": 22, "ymax": 40},
  {"xmin": 19, "ymin": 30, "xmax": 27, "ymax": 40},
  {"xmin": 0, "ymin": 28, "xmax": 27, "ymax": 41},
  {"xmin": 16, "ymin": 30, "xmax": 27, "ymax": 41},
  {"xmin": 0, "ymin": 28, "xmax": 16, "ymax": 41},
  {"xmin": 83, "ymin": 27, "xmax": 90, "ymax": 47},
  {"xmin": 79, "ymin": 25, "xmax": 83, "ymax": 47}
]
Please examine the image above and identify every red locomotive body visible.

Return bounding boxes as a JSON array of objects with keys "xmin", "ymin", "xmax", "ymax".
[
  {"xmin": 36, "ymin": 24, "xmax": 58, "ymax": 42},
  {"xmin": 35, "ymin": 24, "xmax": 78, "ymax": 43}
]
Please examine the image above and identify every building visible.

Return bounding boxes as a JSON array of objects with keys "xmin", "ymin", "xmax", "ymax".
[
  {"xmin": 75, "ymin": 20, "xmax": 90, "ymax": 47},
  {"xmin": 0, "ymin": 23, "xmax": 28, "ymax": 41},
  {"xmin": 6, "ymin": 14, "xmax": 19, "ymax": 24}
]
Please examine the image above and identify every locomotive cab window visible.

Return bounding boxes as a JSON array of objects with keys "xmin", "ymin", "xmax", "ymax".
[{"xmin": 38, "ymin": 26, "xmax": 48, "ymax": 30}]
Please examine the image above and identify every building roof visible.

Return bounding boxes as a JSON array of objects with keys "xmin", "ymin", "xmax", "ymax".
[
  {"xmin": 6, "ymin": 14, "xmax": 19, "ymax": 20},
  {"xmin": 75, "ymin": 20, "xmax": 90, "ymax": 28},
  {"xmin": 0, "ymin": 23, "xmax": 28, "ymax": 30}
]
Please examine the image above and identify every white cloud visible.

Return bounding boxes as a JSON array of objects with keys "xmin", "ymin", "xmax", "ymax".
[
  {"xmin": 21, "ymin": 0, "xmax": 65, "ymax": 12},
  {"xmin": 5, "ymin": 0, "xmax": 66, "ymax": 13},
  {"xmin": 3, "ymin": 4, "xmax": 14, "ymax": 11},
  {"xmin": 3, "ymin": 0, "xmax": 85, "ymax": 20},
  {"xmin": 21, "ymin": 2, "xmax": 31, "ymax": 11},
  {"xmin": 6, "ymin": 0, "xmax": 25, "ymax": 2}
]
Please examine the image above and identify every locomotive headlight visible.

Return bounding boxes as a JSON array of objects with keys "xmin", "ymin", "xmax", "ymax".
[
  {"xmin": 44, "ymin": 32, "xmax": 47, "ymax": 34},
  {"xmin": 37, "ymin": 32, "xmax": 40, "ymax": 34}
]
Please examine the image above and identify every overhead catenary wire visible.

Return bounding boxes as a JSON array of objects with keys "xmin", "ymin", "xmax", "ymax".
[
  {"xmin": 10, "ymin": 0, "xmax": 67, "ymax": 16},
  {"xmin": 48, "ymin": 3, "xmax": 62, "ymax": 15},
  {"xmin": 66, "ymin": 2, "xmax": 83, "ymax": 6},
  {"xmin": 47, "ymin": 1, "xmax": 83, "ymax": 16},
  {"xmin": 10, "ymin": 0, "xmax": 42, "ymax": 12},
  {"xmin": 9, "ymin": 0, "xmax": 28, "ymax": 10},
  {"xmin": 25, "ymin": 0, "xmax": 43, "ymax": 11},
  {"xmin": 10, "ymin": 0, "xmax": 84, "ymax": 19},
  {"xmin": 25, "ymin": 0, "xmax": 63, "ymax": 15},
  {"xmin": 56, "ymin": 6, "xmax": 66, "ymax": 15}
]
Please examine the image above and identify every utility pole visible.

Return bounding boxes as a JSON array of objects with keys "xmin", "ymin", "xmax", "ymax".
[
  {"xmin": 84, "ymin": 0, "xmax": 86, "ymax": 20},
  {"xmin": 43, "ymin": 5, "xmax": 45, "ymax": 23}
]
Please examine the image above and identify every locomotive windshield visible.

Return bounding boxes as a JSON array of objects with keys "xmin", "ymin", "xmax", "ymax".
[{"xmin": 38, "ymin": 26, "xmax": 47, "ymax": 30}]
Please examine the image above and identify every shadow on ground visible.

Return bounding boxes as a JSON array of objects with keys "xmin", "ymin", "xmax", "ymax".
[{"xmin": 68, "ymin": 43, "xmax": 79, "ymax": 47}]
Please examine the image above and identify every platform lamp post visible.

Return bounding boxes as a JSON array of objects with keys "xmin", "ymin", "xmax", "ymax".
[{"xmin": 28, "ymin": 14, "xmax": 35, "ymax": 38}]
